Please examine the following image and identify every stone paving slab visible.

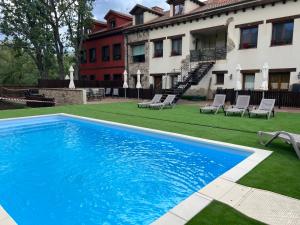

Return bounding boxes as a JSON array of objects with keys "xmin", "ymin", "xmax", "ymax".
[{"xmin": 199, "ymin": 178, "xmax": 300, "ymax": 225}]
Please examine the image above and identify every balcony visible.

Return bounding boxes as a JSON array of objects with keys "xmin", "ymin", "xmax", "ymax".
[
  {"xmin": 190, "ymin": 47, "xmax": 227, "ymax": 62},
  {"xmin": 190, "ymin": 25, "xmax": 227, "ymax": 62}
]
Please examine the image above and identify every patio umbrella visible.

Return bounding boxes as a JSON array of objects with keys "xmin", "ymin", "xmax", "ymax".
[
  {"xmin": 136, "ymin": 70, "xmax": 142, "ymax": 100},
  {"xmin": 235, "ymin": 64, "xmax": 242, "ymax": 91},
  {"xmin": 149, "ymin": 76, "xmax": 154, "ymax": 89},
  {"xmin": 69, "ymin": 66, "xmax": 75, "ymax": 89},
  {"xmin": 162, "ymin": 74, "xmax": 167, "ymax": 90},
  {"xmin": 261, "ymin": 63, "xmax": 269, "ymax": 99},
  {"xmin": 235, "ymin": 64, "xmax": 242, "ymax": 103},
  {"xmin": 123, "ymin": 70, "xmax": 128, "ymax": 99}
]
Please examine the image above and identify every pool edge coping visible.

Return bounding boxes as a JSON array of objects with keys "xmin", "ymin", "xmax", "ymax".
[{"xmin": 0, "ymin": 113, "xmax": 273, "ymax": 225}]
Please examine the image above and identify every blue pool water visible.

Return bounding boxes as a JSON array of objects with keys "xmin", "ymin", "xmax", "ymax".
[{"xmin": 0, "ymin": 115, "xmax": 251, "ymax": 225}]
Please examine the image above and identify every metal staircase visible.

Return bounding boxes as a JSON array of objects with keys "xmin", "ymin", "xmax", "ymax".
[{"xmin": 161, "ymin": 61, "xmax": 215, "ymax": 102}]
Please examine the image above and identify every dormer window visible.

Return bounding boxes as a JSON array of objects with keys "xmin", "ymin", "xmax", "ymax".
[
  {"xmin": 135, "ymin": 13, "xmax": 144, "ymax": 25},
  {"xmin": 109, "ymin": 20, "xmax": 116, "ymax": 29},
  {"xmin": 174, "ymin": 3, "xmax": 184, "ymax": 16}
]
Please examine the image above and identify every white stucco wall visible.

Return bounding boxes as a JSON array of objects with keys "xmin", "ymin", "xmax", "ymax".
[
  {"xmin": 144, "ymin": 12, "xmax": 159, "ymax": 24},
  {"xmin": 146, "ymin": 0, "xmax": 300, "ymax": 95},
  {"xmin": 184, "ymin": 0, "xmax": 201, "ymax": 13}
]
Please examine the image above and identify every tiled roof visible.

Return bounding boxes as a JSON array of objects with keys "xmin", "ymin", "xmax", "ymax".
[{"xmin": 139, "ymin": 0, "xmax": 248, "ymax": 25}]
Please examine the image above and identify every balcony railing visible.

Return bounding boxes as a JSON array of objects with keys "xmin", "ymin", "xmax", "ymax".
[{"xmin": 190, "ymin": 47, "xmax": 227, "ymax": 62}]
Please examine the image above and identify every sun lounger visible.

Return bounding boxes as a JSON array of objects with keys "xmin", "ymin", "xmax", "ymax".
[
  {"xmin": 258, "ymin": 131, "xmax": 300, "ymax": 159},
  {"xmin": 249, "ymin": 99, "xmax": 276, "ymax": 119},
  {"xmin": 200, "ymin": 94, "xmax": 226, "ymax": 114},
  {"xmin": 149, "ymin": 95, "xmax": 176, "ymax": 110},
  {"xmin": 138, "ymin": 94, "xmax": 162, "ymax": 108},
  {"xmin": 112, "ymin": 88, "xmax": 119, "ymax": 97},
  {"xmin": 225, "ymin": 95, "xmax": 250, "ymax": 117},
  {"xmin": 105, "ymin": 88, "xmax": 111, "ymax": 96}
]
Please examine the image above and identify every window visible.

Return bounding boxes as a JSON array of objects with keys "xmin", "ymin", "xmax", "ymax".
[
  {"xmin": 90, "ymin": 75, "xmax": 96, "ymax": 81},
  {"xmin": 89, "ymin": 48, "xmax": 96, "ymax": 63},
  {"xmin": 113, "ymin": 44, "xmax": 121, "ymax": 60},
  {"xmin": 113, "ymin": 74, "xmax": 122, "ymax": 81},
  {"xmin": 104, "ymin": 74, "xmax": 111, "ymax": 81},
  {"xmin": 109, "ymin": 20, "xmax": 116, "ymax": 29},
  {"xmin": 132, "ymin": 44, "xmax": 145, "ymax": 63},
  {"xmin": 135, "ymin": 14, "xmax": 144, "ymax": 25},
  {"xmin": 216, "ymin": 73, "xmax": 225, "ymax": 85},
  {"xmin": 240, "ymin": 26, "xmax": 258, "ymax": 49},
  {"xmin": 102, "ymin": 46, "xmax": 110, "ymax": 61},
  {"xmin": 153, "ymin": 40, "xmax": 163, "ymax": 58},
  {"xmin": 81, "ymin": 75, "xmax": 87, "ymax": 80},
  {"xmin": 171, "ymin": 38, "xmax": 182, "ymax": 56},
  {"xmin": 269, "ymin": 72, "xmax": 290, "ymax": 90},
  {"xmin": 80, "ymin": 50, "xmax": 87, "ymax": 64},
  {"xmin": 243, "ymin": 73, "xmax": 255, "ymax": 90},
  {"xmin": 271, "ymin": 21, "xmax": 294, "ymax": 46},
  {"xmin": 174, "ymin": 3, "xmax": 184, "ymax": 16}
]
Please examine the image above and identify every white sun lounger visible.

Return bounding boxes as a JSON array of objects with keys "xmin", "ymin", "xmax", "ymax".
[
  {"xmin": 138, "ymin": 94, "xmax": 162, "ymax": 108},
  {"xmin": 200, "ymin": 94, "xmax": 226, "ymax": 114},
  {"xmin": 149, "ymin": 95, "xmax": 176, "ymax": 110},
  {"xmin": 249, "ymin": 99, "xmax": 276, "ymax": 120},
  {"xmin": 258, "ymin": 131, "xmax": 300, "ymax": 159},
  {"xmin": 225, "ymin": 95, "xmax": 250, "ymax": 117}
]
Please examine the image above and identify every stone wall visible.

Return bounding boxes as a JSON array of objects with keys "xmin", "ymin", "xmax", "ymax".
[
  {"xmin": 39, "ymin": 88, "xmax": 87, "ymax": 105},
  {"xmin": 125, "ymin": 31, "xmax": 150, "ymax": 88}
]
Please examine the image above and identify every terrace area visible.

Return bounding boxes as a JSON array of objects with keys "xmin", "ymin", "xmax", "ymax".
[{"xmin": 0, "ymin": 100, "xmax": 299, "ymax": 224}]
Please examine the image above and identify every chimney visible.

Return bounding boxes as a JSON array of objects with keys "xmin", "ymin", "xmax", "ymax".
[{"xmin": 152, "ymin": 6, "xmax": 164, "ymax": 13}]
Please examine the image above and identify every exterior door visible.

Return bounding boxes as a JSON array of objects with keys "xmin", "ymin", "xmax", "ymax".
[
  {"xmin": 154, "ymin": 76, "xmax": 162, "ymax": 90},
  {"xmin": 269, "ymin": 72, "xmax": 290, "ymax": 90},
  {"xmin": 243, "ymin": 73, "xmax": 255, "ymax": 90}
]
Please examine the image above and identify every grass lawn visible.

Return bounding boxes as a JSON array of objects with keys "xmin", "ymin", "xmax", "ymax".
[
  {"xmin": 187, "ymin": 201, "xmax": 265, "ymax": 225},
  {"xmin": 0, "ymin": 101, "xmax": 299, "ymax": 223}
]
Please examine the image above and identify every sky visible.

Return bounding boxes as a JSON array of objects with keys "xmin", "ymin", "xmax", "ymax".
[{"xmin": 93, "ymin": 0, "xmax": 169, "ymax": 20}]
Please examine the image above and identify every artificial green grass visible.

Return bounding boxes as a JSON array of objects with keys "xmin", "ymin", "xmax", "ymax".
[
  {"xmin": 187, "ymin": 201, "xmax": 265, "ymax": 225},
  {"xmin": 0, "ymin": 102, "xmax": 300, "ymax": 223},
  {"xmin": 0, "ymin": 102, "xmax": 299, "ymax": 199}
]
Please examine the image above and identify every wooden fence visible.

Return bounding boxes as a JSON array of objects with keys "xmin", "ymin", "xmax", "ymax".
[{"xmin": 216, "ymin": 89, "xmax": 300, "ymax": 108}]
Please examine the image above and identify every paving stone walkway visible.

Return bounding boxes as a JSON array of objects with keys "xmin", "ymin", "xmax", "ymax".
[{"xmin": 200, "ymin": 178, "xmax": 300, "ymax": 225}]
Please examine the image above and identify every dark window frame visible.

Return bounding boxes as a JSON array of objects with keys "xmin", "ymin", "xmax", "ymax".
[
  {"xmin": 113, "ymin": 44, "xmax": 122, "ymax": 61},
  {"xmin": 109, "ymin": 20, "xmax": 116, "ymax": 29},
  {"xmin": 102, "ymin": 46, "xmax": 110, "ymax": 62},
  {"xmin": 153, "ymin": 40, "xmax": 163, "ymax": 58},
  {"xmin": 135, "ymin": 13, "xmax": 144, "ymax": 25},
  {"xmin": 216, "ymin": 73, "xmax": 225, "ymax": 85},
  {"xmin": 239, "ymin": 26, "xmax": 259, "ymax": 49},
  {"xmin": 242, "ymin": 73, "xmax": 256, "ymax": 90},
  {"xmin": 113, "ymin": 74, "xmax": 122, "ymax": 81},
  {"xmin": 80, "ymin": 49, "xmax": 87, "ymax": 64},
  {"xmin": 89, "ymin": 48, "xmax": 96, "ymax": 63},
  {"xmin": 171, "ymin": 38, "xmax": 182, "ymax": 56},
  {"xmin": 271, "ymin": 20, "xmax": 294, "ymax": 46},
  {"xmin": 104, "ymin": 74, "xmax": 111, "ymax": 81},
  {"xmin": 132, "ymin": 44, "xmax": 145, "ymax": 63},
  {"xmin": 89, "ymin": 74, "xmax": 96, "ymax": 81},
  {"xmin": 269, "ymin": 72, "xmax": 290, "ymax": 90}
]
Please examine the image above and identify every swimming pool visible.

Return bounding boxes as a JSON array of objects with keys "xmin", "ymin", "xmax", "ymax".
[{"xmin": 0, "ymin": 114, "xmax": 254, "ymax": 225}]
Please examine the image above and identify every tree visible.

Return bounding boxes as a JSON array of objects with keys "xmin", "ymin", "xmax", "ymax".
[
  {"xmin": 0, "ymin": 0, "xmax": 55, "ymax": 79},
  {"xmin": 40, "ymin": 0, "xmax": 94, "ymax": 79},
  {"xmin": 0, "ymin": 45, "xmax": 39, "ymax": 85},
  {"xmin": 0, "ymin": 0, "xmax": 94, "ymax": 80},
  {"xmin": 62, "ymin": 0, "xmax": 94, "ymax": 79}
]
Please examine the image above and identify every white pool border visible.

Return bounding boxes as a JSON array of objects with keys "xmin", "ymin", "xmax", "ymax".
[{"xmin": 0, "ymin": 113, "xmax": 272, "ymax": 225}]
